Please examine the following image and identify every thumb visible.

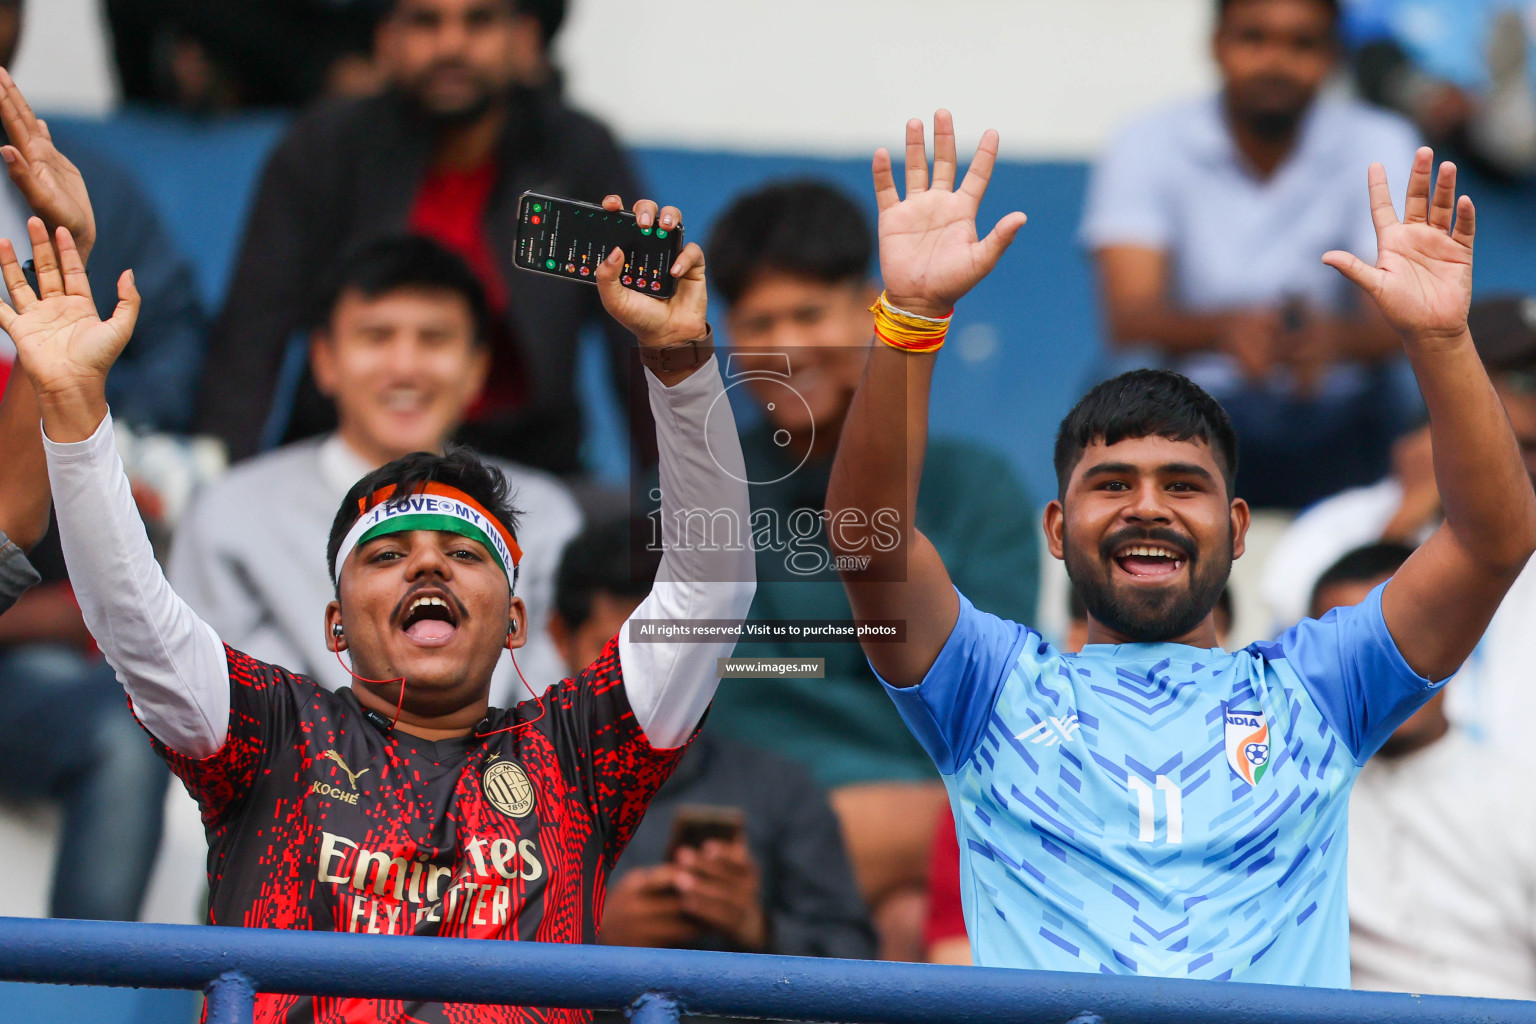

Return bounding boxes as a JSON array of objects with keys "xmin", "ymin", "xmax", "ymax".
[
  {"xmin": 669, "ymin": 241, "xmax": 708, "ymax": 313},
  {"xmin": 593, "ymin": 246, "xmax": 627, "ymax": 311},
  {"xmin": 105, "ymin": 268, "xmax": 141, "ymax": 352},
  {"xmin": 978, "ymin": 211, "xmax": 1028, "ymax": 272},
  {"xmin": 1321, "ymin": 250, "xmax": 1382, "ymax": 295}
]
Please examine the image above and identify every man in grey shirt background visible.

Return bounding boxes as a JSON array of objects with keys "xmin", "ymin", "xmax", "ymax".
[
  {"xmin": 170, "ymin": 235, "xmax": 582, "ymax": 704},
  {"xmin": 1081, "ymin": 0, "xmax": 1420, "ymax": 508}
]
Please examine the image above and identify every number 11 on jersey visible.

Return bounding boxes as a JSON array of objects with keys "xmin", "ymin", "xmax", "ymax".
[{"xmin": 1129, "ymin": 775, "xmax": 1182, "ymax": 844}]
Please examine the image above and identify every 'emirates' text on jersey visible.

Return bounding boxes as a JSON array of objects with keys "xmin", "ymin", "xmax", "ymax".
[
  {"xmin": 883, "ymin": 583, "xmax": 1442, "ymax": 987},
  {"xmin": 147, "ymin": 636, "xmax": 684, "ymax": 1024}
]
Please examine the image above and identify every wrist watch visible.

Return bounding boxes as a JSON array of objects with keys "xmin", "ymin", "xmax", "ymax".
[{"xmin": 637, "ymin": 324, "xmax": 714, "ymax": 374}]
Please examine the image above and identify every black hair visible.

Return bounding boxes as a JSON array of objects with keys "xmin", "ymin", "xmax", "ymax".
[
  {"xmin": 1310, "ymin": 541, "xmax": 1415, "ymax": 612},
  {"xmin": 314, "ymin": 234, "xmax": 491, "ymax": 346},
  {"xmin": 708, "ymin": 179, "xmax": 873, "ymax": 307},
  {"xmin": 383, "ymin": 0, "xmax": 566, "ymax": 43},
  {"xmin": 327, "ymin": 446, "xmax": 522, "ymax": 585},
  {"xmin": 1217, "ymin": 0, "xmax": 1339, "ymax": 19},
  {"xmin": 553, "ymin": 517, "xmax": 662, "ymax": 630},
  {"xmin": 1053, "ymin": 369, "xmax": 1239, "ymax": 499}
]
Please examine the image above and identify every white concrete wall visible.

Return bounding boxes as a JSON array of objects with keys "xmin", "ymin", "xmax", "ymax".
[
  {"xmin": 15, "ymin": 0, "xmax": 1217, "ymax": 158},
  {"xmin": 559, "ymin": 0, "xmax": 1218, "ymax": 158}
]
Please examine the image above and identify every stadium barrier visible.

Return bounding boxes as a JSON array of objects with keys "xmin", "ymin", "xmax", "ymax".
[{"xmin": 1, "ymin": 918, "xmax": 1534, "ymax": 1024}]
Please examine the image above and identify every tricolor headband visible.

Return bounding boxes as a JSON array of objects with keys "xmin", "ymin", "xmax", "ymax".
[{"xmin": 335, "ymin": 482, "xmax": 522, "ymax": 591}]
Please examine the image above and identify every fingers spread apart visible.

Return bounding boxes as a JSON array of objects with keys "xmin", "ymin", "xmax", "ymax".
[
  {"xmin": 0, "ymin": 237, "xmax": 34, "ymax": 312},
  {"xmin": 931, "ymin": 109, "xmax": 958, "ymax": 191},
  {"xmin": 904, "ymin": 118, "xmax": 928, "ymax": 195},
  {"xmin": 1428, "ymin": 160, "xmax": 1458, "ymax": 232},
  {"xmin": 28, "ymin": 217, "xmax": 62, "ymax": 297}
]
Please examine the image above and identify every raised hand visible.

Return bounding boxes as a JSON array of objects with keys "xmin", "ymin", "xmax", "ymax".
[
  {"xmin": 1323, "ymin": 148, "xmax": 1474, "ymax": 347},
  {"xmin": 873, "ymin": 110, "xmax": 1027, "ymax": 319},
  {"xmin": 594, "ymin": 195, "xmax": 708, "ymax": 351},
  {"xmin": 0, "ymin": 68, "xmax": 96, "ymax": 264},
  {"xmin": 2, "ymin": 217, "xmax": 138, "ymax": 407}
]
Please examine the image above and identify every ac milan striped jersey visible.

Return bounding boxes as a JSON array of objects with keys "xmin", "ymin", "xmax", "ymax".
[{"xmin": 149, "ymin": 635, "xmax": 685, "ymax": 1024}]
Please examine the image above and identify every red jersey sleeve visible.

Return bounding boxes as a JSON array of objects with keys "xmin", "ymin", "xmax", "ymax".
[
  {"xmin": 925, "ymin": 802, "xmax": 968, "ymax": 947},
  {"xmin": 538, "ymin": 633, "xmax": 691, "ymax": 866},
  {"xmin": 141, "ymin": 645, "xmax": 304, "ymax": 828}
]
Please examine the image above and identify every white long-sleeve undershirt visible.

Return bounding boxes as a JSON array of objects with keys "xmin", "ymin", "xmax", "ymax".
[{"xmin": 43, "ymin": 355, "xmax": 753, "ymax": 757}]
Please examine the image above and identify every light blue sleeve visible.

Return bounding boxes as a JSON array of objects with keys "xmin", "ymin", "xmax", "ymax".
[
  {"xmin": 1270, "ymin": 581, "xmax": 1444, "ymax": 764},
  {"xmin": 1347, "ymin": 109, "xmax": 1422, "ymax": 264},
  {"xmin": 1079, "ymin": 113, "xmax": 1175, "ymax": 251},
  {"xmin": 873, "ymin": 589, "xmax": 1030, "ymax": 775}
]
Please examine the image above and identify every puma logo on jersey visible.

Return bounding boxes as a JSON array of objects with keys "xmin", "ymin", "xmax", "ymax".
[
  {"xmin": 322, "ymin": 750, "xmax": 371, "ymax": 791},
  {"xmin": 1016, "ymin": 714, "xmax": 1081, "ymax": 747}
]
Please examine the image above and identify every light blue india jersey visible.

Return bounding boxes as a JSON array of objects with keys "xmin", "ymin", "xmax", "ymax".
[{"xmin": 884, "ymin": 583, "xmax": 1442, "ymax": 987}]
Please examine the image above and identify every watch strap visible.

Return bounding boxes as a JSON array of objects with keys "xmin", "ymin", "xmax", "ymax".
[{"xmin": 637, "ymin": 324, "xmax": 714, "ymax": 374}]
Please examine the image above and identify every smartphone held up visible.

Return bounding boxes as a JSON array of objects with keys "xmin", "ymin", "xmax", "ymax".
[{"xmin": 513, "ymin": 191, "xmax": 685, "ymax": 298}]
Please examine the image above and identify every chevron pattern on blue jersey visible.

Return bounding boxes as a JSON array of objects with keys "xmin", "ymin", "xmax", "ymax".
[{"xmin": 885, "ymin": 586, "xmax": 1441, "ymax": 989}]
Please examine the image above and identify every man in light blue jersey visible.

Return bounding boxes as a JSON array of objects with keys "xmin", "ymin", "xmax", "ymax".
[{"xmin": 825, "ymin": 111, "xmax": 1536, "ymax": 986}]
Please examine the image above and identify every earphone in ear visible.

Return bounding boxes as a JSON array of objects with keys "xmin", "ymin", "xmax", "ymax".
[
  {"xmin": 508, "ymin": 620, "xmax": 518, "ymax": 635},
  {"xmin": 332, "ymin": 622, "xmax": 344, "ymax": 638}
]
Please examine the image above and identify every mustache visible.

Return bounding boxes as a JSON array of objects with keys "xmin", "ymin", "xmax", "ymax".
[
  {"xmin": 1099, "ymin": 526, "xmax": 1196, "ymax": 563},
  {"xmin": 390, "ymin": 582, "xmax": 470, "ymax": 625},
  {"xmin": 419, "ymin": 59, "xmax": 484, "ymax": 80}
]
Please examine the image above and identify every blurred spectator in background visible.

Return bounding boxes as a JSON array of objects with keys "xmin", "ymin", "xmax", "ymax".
[
  {"xmin": 701, "ymin": 180, "xmax": 1039, "ymax": 961},
  {"xmin": 195, "ymin": 0, "xmax": 649, "ymax": 478},
  {"xmin": 1312, "ymin": 543, "xmax": 1536, "ymax": 999},
  {"xmin": 0, "ymin": 1, "xmax": 205, "ymax": 433},
  {"xmin": 171, "ymin": 235, "xmax": 580, "ymax": 703},
  {"xmin": 925, "ymin": 588, "xmax": 1232, "ymax": 966},
  {"xmin": 1344, "ymin": 0, "xmax": 1536, "ymax": 179},
  {"xmin": 1082, "ymin": 0, "xmax": 1420, "ymax": 509},
  {"xmin": 106, "ymin": 0, "xmax": 388, "ymax": 111},
  {"xmin": 0, "ymin": 385, "xmax": 42, "ymax": 613},
  {"xmin": 0, "ymin": 74, "xmax": 171, "ymax": 921},
  {"xmin": 1262, "ymin": 296, "xmax": 1536, "ymax": 759},
  {"xmin": 547, "ymin": 518, "xmax": 875, "ymax": 984}
]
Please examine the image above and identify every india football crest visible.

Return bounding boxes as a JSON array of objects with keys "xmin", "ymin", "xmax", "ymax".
[{"xmin": 1224, "ymin": 705, "xmax": 1269, "ymax": 786}]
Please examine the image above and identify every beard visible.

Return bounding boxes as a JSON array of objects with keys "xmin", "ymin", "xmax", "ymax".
[
  {"xmin": 399, "ymin": 64, "xmax": 502, "ymax": 126},
  {"xmin": 1226, "ymin": 79, "xmax": 1311, "ymax": 141},
  {"xmin": 1064, "ymin": 523, "xmax": 1232, "ymax": 644}
]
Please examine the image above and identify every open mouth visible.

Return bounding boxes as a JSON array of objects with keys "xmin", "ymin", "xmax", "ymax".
[
  {"xmin": 399, "ymin": 590, "xmax": 461, "ymax": 646},
  {"xmin": 1113, "ymin": 542, "xmax": 1187, "ymax": 579}
]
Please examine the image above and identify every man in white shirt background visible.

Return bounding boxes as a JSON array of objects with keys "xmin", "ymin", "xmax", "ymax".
[
  {"xmin": 170, "ymin": 234, "xmax": 581, "ymax": 703},
  {"xmin": 1081, "ymin": 0, "xmax": 1421, "ymax": 509},
  {"xmin": 1310, "ymin": 543, "xmax": 1536, "ymax": 1000},
  {"xmin": 1263, "ymin": 295, "xmax": 1536, "ymax": 759}
]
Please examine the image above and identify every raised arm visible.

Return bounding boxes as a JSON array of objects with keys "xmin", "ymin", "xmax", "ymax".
[
  {"xmin": 0, "ymin": 68, "xmax": 103, "ymax": 551},
  {"xmin": 1324, "ymin": 148, "xmax": 1536, "ymax": 680},
  {"xmin": 5, "ymin": 222, "xmax": 230, "ymax": 758},
  {"xmin": 826, "ymin": 111, "xmax": 1026, "ymax": 687},
  {"xmin": 591, "ymin": 195, "xmax": 755, "ymax": 747}
]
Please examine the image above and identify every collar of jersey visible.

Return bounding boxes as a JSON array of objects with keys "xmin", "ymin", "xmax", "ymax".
[{"xmin": 1075, "ymin": 641, "xmax": 1230, "ymax": 663}]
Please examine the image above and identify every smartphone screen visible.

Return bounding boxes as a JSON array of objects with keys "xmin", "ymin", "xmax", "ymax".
[
  {"xmin": 665, "ymin": 804, "xmax": 746, "ymax": 859},
  {"xmin": 513, "ymin": 191, "xmax": 684, "ymax": 298}
]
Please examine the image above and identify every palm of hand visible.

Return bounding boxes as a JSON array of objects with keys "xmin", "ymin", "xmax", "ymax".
[
  {"xmin": 11, "ymin": 294, "xmax": 127, "ymax": 389},
  {"xmin": 1370, "ymin": 221, "xmax": 1472, "ymax": 338},
  {"xmin": 878, "ymin": 193, "xmax": 989, "ymax": 311},
  {"xmin": 613, "ymin": 287, "xmax": 706, "ymax": 347}
]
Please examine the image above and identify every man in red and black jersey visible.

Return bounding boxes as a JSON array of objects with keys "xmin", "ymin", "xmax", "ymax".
[{"xmin": 7, "ymin": 193, "xmax": 754, "ymax": 1023}]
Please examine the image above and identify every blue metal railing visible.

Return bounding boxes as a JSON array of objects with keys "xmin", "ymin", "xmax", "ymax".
[{"xmin": 0, "ymin": 917, "xmax": 1532, "ymax": 1024}]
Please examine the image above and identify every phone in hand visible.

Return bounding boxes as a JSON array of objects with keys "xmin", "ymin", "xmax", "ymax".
[
  {"xmin": 513, "ymin": 191, "xmax": 685, "ymax": 298},
  {"xmin": 665, "ymin": 804, "xmax": 746, "ymax": 860}
]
